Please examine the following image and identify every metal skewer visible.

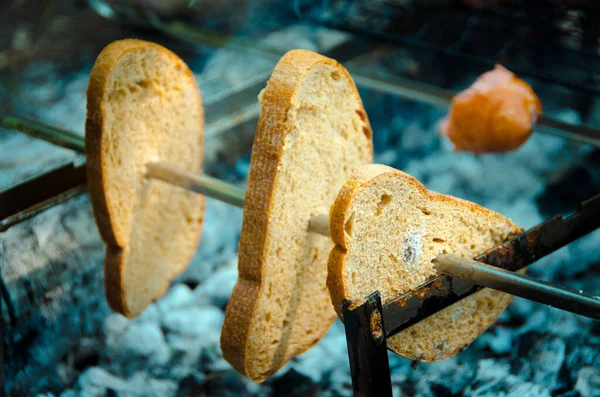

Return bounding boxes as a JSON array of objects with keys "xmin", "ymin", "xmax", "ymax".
[
  {"xmin": 0, "ymin": 114, "xmax": 330, "ymax": 237},
  {"xmin": 3, "ymin": 114, "xmax": 599, "ymax": 319},
  {"xmin": 434, "ymin": 254, "xmax": 600, "ymax": 320}
]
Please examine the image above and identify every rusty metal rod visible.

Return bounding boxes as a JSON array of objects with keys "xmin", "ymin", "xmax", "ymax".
[{"xmin": 434, "ymin": 254, "xmax": 600, "ymax": 320}]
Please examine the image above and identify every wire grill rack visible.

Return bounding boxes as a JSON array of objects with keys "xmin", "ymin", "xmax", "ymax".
[{"xmin": 299, "ymin": 0, "xmax": 600, "ymax": 96}]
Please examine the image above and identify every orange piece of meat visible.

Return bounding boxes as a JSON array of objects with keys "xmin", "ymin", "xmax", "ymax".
[{"xmin": 440, "ymin": 65, "xmax": 542, "ymax": 154}]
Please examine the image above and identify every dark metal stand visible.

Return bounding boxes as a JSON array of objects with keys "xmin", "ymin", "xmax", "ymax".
[
  {"xmin": 342, "ymin": 194, "xmax": 600, "ymax": 397},
  {"xmin": 1, "ymin": 292, "xmax": 5, "ymax": 397},
  {"xmin": 342, "ymin": 292, "xmax": 393, "ymax": 397}
]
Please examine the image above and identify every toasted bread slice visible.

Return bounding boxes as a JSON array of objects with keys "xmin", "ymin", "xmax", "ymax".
[
  {"xmin": 221, "ymin": 49, "xmax": 373, "ymax": 382},
  {"xmin": 328, "ymin": 164, "xmax": 523, "ymax": 361},
  {"xmin": 86, "ymin": 39, "xmax": 205, "ymax": 318}
]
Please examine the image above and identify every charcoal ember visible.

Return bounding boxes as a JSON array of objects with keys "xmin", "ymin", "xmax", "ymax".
[
  {"xmin": 201, "ymin": 369, "xmax": 265, "ymax": 397},
  {"xmin": 180, "ymin": 199, "xmax": 243, "ymax": 282},
  {"xmin": 76, "ymin": 367, "xmax": 128, "ymax": 396},
  {"xmin": 289, "ymin": 344, "xmax": 328, "ymax": 383},
  {"xmin": 412, "ymin": 359, "xmax": 475, "ymax": 396},
  {"xmin": 161, "ymin": 305, "xmax": 224, "ymax": 340},
  {"xmin": 465, "ymin": 359, "xmax": 551, "ymax": 397},
  {"xmin": 564, "ymin": 346, "xmax": 600, "ymax": 383},
  {"xmin": 155, "ymin": 284, "xmax": 195, "ymax": 314},
  {"xmin": 591, "ymin": 321, "xmax": 600, "ymax": 337},
  {"xmin": 323, "ymin": 368, "xmax": 353, "ymax": 397},
  {"xmin": 135, "ymin": 302, "xmax": 161, "ymax": 325},
  {"xmin": 513, "ymin": 332, "xmax": 566, "ymax": 391},
  {"xmin": 124, "ymin": 372, "xmax": 178, "ymax": 397},
  {"xmin": 163, "ymin": 334, "xmax": 204, "ymax": 380},
  {"xmin": 474, "ymin": 326, "xmax": 514, "ymax": 356},
  {"xmin": 56, "ymin": 337, "xmax": 100, "ymax": 385},
  {"xmin": 270, "ymin": 367, "xmax": 321, "ymax": 396},
  {"xmin": 174, "ymin": 373, "xmax": 208, "ymax": 395},
  {"xmin": 104, "ymin": 321, "xmax": 171, "ymax": 373},
  {"xmin": 555, "ymin": 392, "xmax": 583, "ymax": 397},
  {"xmin": 192, "ymin": 256, "xmax": 238, "ymax": 309},
  {"xmin": 201, "ymin": 343, "xmax": 231, "ymax": 373},
  {"xmin": 574, "ymin": 367, "xmax": 600, "ymax": 397}
]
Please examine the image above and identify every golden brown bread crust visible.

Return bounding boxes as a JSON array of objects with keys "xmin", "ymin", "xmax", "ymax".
[
  {"xmin": 221, "ymin": 49, "xmax": 373, "ymax": 382},
  {"xmin": 85, "ymin": 39, "xmax": 204, "ymax": 317},
  {"xmin": 327, "ymin": 164, "xmax": 523, "ymax": 360}
]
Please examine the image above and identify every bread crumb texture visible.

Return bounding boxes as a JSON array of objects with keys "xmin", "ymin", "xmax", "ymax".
[
  {"xmin": 328, "ymin": 164, "xmax": 524, "ymax": 361},
  {"xmin": 85, "ymin": 39, "xmax": 205, "ymax": 318},
  {"xmin": 220, "ymin": 49, "xmax": 373, "ymax": 382}
]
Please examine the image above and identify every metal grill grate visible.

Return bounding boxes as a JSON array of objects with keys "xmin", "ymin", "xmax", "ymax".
[{"xmin": 300, "ymin": 0, "xmax": 600, "ymax": 95}]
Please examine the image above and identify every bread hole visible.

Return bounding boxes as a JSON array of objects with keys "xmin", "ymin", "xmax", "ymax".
[
  {"xmin": 362, "ymin": 126, "xmax": 372, "ymax": 139},
  {"xmin": 135, "ymin": 79, "xmax": 150, "ymax": 89},
  {"xmin": 276, "ymin": 248, "xmax": 282, "ymax": 259},
  {"xmin": 351, "ymin": 272, "xmax": 357, "ymax": 284},
  {"xmin": 419, "ymin": 207, "xmax": 431, "ymax": 215},
  {"xmin": 331, "ymin": 70, "xmax": 341, "ymax": 81},
  {"xmin": 432, "ymin": 238, "xmax": 445, "ymax": 243},
  {"xmin": 265, "ymin": 312, "xmax": 271, "ymax": 323},
  {"xmin": 376, "ymin": 194, "xmax": 392, "ymax": 215},
  {"xmin": 355, "ymin": 109, "xmax": 367, "ymax": 122},
  {"xmin": 344, "ymin": 213, "xmax": 355, "ymax": 238},
  {"xmin": 470, "ymin": 244, "xmax": 476, "ymax": 250}
]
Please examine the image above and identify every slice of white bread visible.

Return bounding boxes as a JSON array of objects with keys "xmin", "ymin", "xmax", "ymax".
[
  {"xmin": 85, "ymin": 39, "xmax": 205, "ymax": 318},
  {"xmin": 328, "ymin": 164, "xmax": 523, "ymax": 361},
  {"xmin": 221, "ymin": 49, "xmax": 373, "ymax": 382}
]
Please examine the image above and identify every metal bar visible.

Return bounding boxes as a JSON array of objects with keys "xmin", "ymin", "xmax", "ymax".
[
  {"xmin": 346, "ymin": 65, "xmax": 600, "ymax": 148},
  {"xmin": 316, "ymin": 17, "xmax": 600, "ymax": 96},
  {"xmin": 124, "ymin": 15, "xmax": 600, "ymax": 149},
  {"xmin": 0, "ymin": 285, "xmax": 4, "ymax": 397},
  {"xmin": 0, "ymin": 162, "xmax": 87, "ymax": 232},
  {"xmin": 146, "ymin": 162, "xmax": 245, "ymax": 208},
  {"xmin": 383, "ymin": 192, "xmax": 600, "ymax": 337},
  {"xmin": 1, "ymin": 116, "xmax": 331, "ymax": 236},
  {"xmin": 434, "ymin": 254, "xmax": 600, "ymax": 320},
  {"xmin": 0, "ymin": 114, "xmax": 85, "ymax": 153},
  {"xmin": 342, "ymin": 292, "xmax": 393, "ymax": 397}
]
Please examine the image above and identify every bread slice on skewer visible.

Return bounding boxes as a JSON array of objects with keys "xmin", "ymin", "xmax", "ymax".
[
  {"xmin": 221, "ymin": 49, "xmax": 373, "ymax": 382},
  {"xmin": 328, "ymin": 164, "xmax": 523, "ymax": 361},
  {"xmin": 85, "ymin": 39, "xmax": 205, "ymax": 318}
]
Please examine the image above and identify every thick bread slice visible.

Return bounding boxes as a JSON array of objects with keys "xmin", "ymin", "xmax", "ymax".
[
  {"xmin": 86, "ymin": 39, "xmax": 205, "ymax": 318},
  {"xmin": 221, "ymin": 49, "xmax": 373, "ymax": 382},
  {"xmin": 328, "ymin": 164, "xmax": 523, "ymax": 361}
]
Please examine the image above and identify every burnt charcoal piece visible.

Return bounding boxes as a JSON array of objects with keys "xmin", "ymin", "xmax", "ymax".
[
  {"xmin": 465, "ymin": 358, "xmax": 551, "ymax": 396},
  {"xmin": 564, "ymin": 346, "xmax": 600, "ymax": 384},
  {"xmin": 555, "ymin": 391, "xmax": 582, "ymax": 397},
  {"xmin": 591, "ymin": 321, "xmax": 600, "ymax": 336},
  {"xmin": 270, "ymin": 368, "xmax": 321, "ymax": 396},
  {"xmin": 537, "ymin": 150, "xmax": 600, "ymax": 217},
  {"xmin": 203, "ymin": 369, "xmax": 268, "ymax": 397},
  {"xmin": 513, "ymin": 331, "xmax": 567, "ymax": 392}
]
